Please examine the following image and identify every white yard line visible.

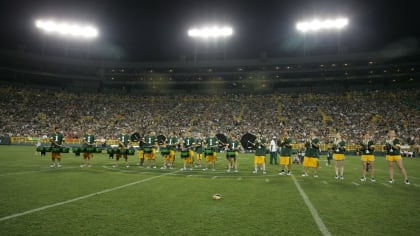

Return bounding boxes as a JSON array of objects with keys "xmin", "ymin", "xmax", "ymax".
[
  {"xmin": 291, "ymin": 175, "xmax": 332, "ymax": 236},
  {"xmin": 0, "ymin": 171, "xmax": 176, "ymax": 222}
]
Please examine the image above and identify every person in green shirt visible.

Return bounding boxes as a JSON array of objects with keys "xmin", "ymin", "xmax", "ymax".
[
  {"xmin": 385, "ymin": 130, "xmax": 410, "ymax": 184},
  {"xmin": 49, "ymin": 126, "xmax": 65, "ymax": 168},
  {"xmin": 194, "ymin": 133, "xmax": 204, "ymax": 168},
  {"xmin": 144, "ymin": 131, "xmax": 158, "ymax": 168},
  {"xmin": 253, "ymin": 132, "xmax": 267, "ymax": 174},
  {"xmin": 113, "ymin": 128, "xmax": 131, "ymax": 168},
  {"xmin": 203, "ymin": 131, "xmax": 218, "ymax": 171},
  {"xmin": 181, "ymin": 131, "xmax": 195, "ymax": 171},
  {"xmin": 161, "ymin": 131, "xmax": 178, "ymax": 169},
  {"xmin": 226, "ymin": 133, "xmax": 241, "ymax": 173},
  {"xmin": 81, "ymin": 128, "xmax": 95, "ymax": 168},
  {"xmin": 137, "ymin": 134, "xmax": 146, "ymax": 166},
  {"xmin": 302, "ymin": 131, "xmax": 320, "ymax": 177},
  {"xmin": 332, "ymin": 132, "xmax": 346, "ymax": 180},
  {"xmin": 359, "ymin": 132, "xmax": 376, "ymax": 182},
  {"xmin": 279, "ymin": 130, "xmax": 293, "ymax": 176}
]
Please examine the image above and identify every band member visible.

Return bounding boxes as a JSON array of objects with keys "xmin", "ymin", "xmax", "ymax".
[
  {"xmin": 332, "ymin": 132, "xmax": 346, "ymax": 180},
  {"xmin": 279, "ymin": 130, "xmax": 292, "ymax": 176},
  {"xmin": 203, "ymin": 131, "xmax": 218, "ymax": 171},
  {"xmin": 180, "ymin": 131, "xmax": 195, "ymax": 171},
  {"xmin": 302, "ymin": 130, "xmax": 320, "ymax": 177},
  {"xmin": 195, "ymin": 133, "xmax": 204, "ymax": 168},
  {"xmin": 137, "ymin": 135, "xmax": 145, "ymax": 166},
  {"xmin": 359, "ymin": 132, "xmax": 376, "ymax": 182},
  {"xmin": 226, "ymin": 133, "xmax": 241, "ymax": 173},
  {"xmin": 144, "ymin": 131, "xmax": 158, "ymax": 168},
  {"xmin": 49, "ymin": 127, "xmax": 65, "ymax": 168},
  {"xmin": 161, "ymin": 132, "xmax": 178, "ymax": 169},
  {"xmin": 81, "ymin": 128, "xmax": 95, "ymax": 168},
  {"xmin": 113, "ymin": 128, "xmax": 131, "ymax": 168},
  {"xmin": 253, "ymin": 132, "xmax": 267, "ymax": 174},
  {"xmin": 385, "ymin": 130, "xmax": 410, "ymax": 184}
]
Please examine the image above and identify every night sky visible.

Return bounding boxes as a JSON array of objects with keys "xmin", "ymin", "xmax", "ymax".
[{"xmin": 0, "ymin": 0, "xmax": 419, "ymax": 61}]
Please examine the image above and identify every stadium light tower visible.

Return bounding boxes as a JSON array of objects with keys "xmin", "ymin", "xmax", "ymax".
[
  {"xmin": 296, "ymin": 17, "xmax": 349, "ymax": 56},
  {"xmin": 34, "ymin": 18, "xmax": 99, "ymax": 58},
  {"xmin": 187, "ymin": 25, "xmax": 233, "ymax": 63}
]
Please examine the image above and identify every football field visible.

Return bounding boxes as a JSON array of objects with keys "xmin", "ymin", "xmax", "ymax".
[{"xmin": 0, "ymin": 146, "xmax": 419, "ymax": 236}]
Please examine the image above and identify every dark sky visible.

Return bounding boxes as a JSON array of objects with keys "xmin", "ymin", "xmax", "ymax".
[{"xmin": 0, "ymin": 0, "xmax": 419, "ymax": 61}]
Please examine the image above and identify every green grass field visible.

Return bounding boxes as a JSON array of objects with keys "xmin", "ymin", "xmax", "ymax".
[{"xmin": 0, "ymin": 146, "xmax": 419, "ymax": 236}]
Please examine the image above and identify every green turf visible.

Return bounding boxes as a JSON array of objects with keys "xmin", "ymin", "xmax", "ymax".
[{"xmin": 0, "ymin": 146, "xmax": 419, "ymax": 236}]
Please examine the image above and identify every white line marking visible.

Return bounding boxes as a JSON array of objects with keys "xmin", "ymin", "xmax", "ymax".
[
  {"xmin": 0, "ymin": 171, "xmax": 176, "ymax": 222},
  {"xmin": 351, "ymin": 182, "xmax": 360, "ymax": 186},
  {"xmin": 291, "ymin": 175, "xmax": 331, "ymax": 236},
  {"xmin": 321, "ymin": 181, "xmax": 328, "ymax": 185}
]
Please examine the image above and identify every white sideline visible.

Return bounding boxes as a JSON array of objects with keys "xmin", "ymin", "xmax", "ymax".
[
  {"xmin": 291, "ymin": 175, "xmax": 332, "ymax": 236},
  {"xmin": 0, "ymin": 172, "xmax": 175, "ymax": 222}
]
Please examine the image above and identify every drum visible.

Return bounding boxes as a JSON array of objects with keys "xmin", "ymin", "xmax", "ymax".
[
  {"xmin": 144, "ymin": 147, "xmax": 153, "ymax": 153},
  {"xmin": 161, "ymin": 148, "xmax": 170, "ymax": 155},
  {"xmin": 204, "ymin": 148, "xmax": 214, "ymax": 156},
  {"xmin": 127, "ymin": 148, "xmax": 135, "ymax": 155},
  {"xmin": 86, "ymin": 147, "xmax": 95, "ymax": 153},
  {"xmin": 119, "ymin": 149, "xmax": 128, "ymax": 155},
  {"xmin": 107, "ymin": 148, "xmax": 114, "ymax": 154},
  {"xmin": 72, "ymin": 147, "xmax": 81, "ymax": 153},
  {"xmin": 95, "ymin": 147, "xmax": 102, "ymax": 153},
  {"xmin": 181, "ymin": 150, "xmax": 189, "ymax": 158},
  {"xmin": 61, "ymin": 147, "xmax": 70, "ymax": 153},
  {"xmin": 79, "ymin": 147, "xmax": 87, "ymax": 153},
  {"xmin": 36, "ymin": 146, "xmax": 45, "ymax": 152},
  {"xmin": 44, "ymin": 147, "xmax": 52, "ymax": 152},
  {"xmin": 52, "ymin": 147, "xmax": 61, "ymax": 153},
  {"xmin": 227, "ymin": 150, "xmax": 236, "ymax": 158}
]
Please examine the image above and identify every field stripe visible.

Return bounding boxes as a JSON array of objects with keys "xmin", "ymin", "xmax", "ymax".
[
  {"xmin": 0, "ymin": 171, "xmax": 176, "ymax": 222},
  {"xmin": 291, "ymin": 175, "xmax": 332, "ymax": 236}
]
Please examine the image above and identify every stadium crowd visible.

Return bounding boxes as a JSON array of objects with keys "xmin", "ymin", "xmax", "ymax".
[{"xmin": 0, "ymin": 86, "xmax": 419, "ymax": 147}]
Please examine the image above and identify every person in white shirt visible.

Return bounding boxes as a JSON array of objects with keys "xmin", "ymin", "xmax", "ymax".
[{"xmin": 269, "ymin": 136, "xmax": 278, "ymax": 165}]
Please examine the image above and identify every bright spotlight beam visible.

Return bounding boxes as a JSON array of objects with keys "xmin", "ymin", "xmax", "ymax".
[
  {"xmin": 296, "ymin": 18, "xmax": 348, "ymax": 33},
  {"xmin": 188, "ymin": 26, "xmax": 233, "ymax": 38},
  {"xmin": 35, "ymin": 19, "xmax": 98, "ymax": 39}
]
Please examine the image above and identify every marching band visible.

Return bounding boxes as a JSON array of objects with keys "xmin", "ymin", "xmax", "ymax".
[{"xmin": 37, "ymin": 127, "xmax": 411, "ymax": 184}]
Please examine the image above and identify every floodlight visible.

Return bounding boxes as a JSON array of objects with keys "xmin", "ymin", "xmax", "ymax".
[
  {"xmin": 296, "ymin": 18, "xmax": 348, "ymax": 33},
  {"xmin": 35, "ymin": 19, "xmax": 98, "ymax": 39},
  {"xmin": 188, "ymin": 26, "xmax": 233, "ymax": 38}
]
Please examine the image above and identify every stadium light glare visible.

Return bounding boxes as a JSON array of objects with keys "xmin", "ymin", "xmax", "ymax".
[
  {"xmin": 35, "ymin": 19, "xmax": 98, "ymax": 39},
  {"xmin": 296, "ymin": 18, "xmax": 348, "ymax": 33},
  {"xmin": 188, "ymin": 26, "xmax": 233, "ymax": 38}
]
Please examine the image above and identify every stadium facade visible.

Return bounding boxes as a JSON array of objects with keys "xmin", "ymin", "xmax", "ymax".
[{"xmin": 1, "ymin": 48, "xmax": 419, "ymax": 94}]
